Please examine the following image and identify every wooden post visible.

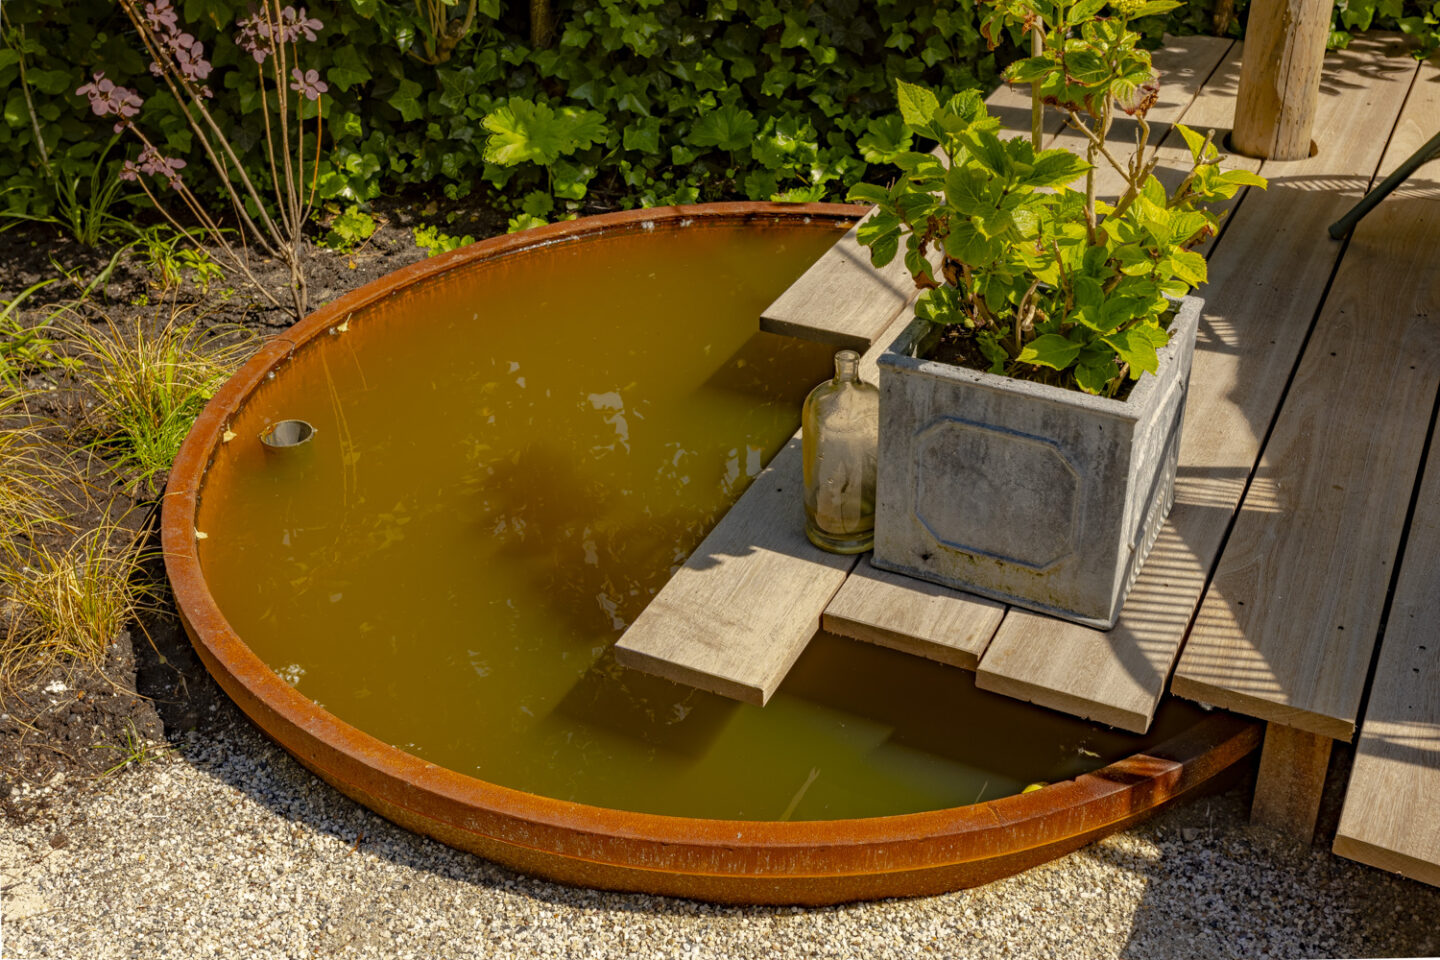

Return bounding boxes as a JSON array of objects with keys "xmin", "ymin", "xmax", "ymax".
[
  {"xmin": 1231, "ymin": 0, "xmax": 1333, "ymax": 160},
  {"xmin": 1250, "ymin": 722, "xmax": 1333, "ymax": 842}
]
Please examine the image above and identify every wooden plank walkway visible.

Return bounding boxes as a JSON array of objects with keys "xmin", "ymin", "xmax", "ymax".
[
  {"xmin": 1170, "ymin": 45, "xmax": 1436, "ymax": 740},
  {"xmin": 620, "ymin": 35, "xmax": 1440, "ymax": 878},
  {"xmin": 1329, "ymin": 59, "xmax": 1440, "ymax": 885}
]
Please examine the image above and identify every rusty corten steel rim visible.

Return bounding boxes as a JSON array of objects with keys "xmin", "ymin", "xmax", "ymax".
[{"xmin": 162, "ymin": 202, "xmax": 1262, "ymax": 905}]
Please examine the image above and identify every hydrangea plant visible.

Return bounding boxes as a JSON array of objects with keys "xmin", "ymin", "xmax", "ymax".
[{"xmin": 850, "ymin": 0, "xmax": 1266, "ymax": 397}]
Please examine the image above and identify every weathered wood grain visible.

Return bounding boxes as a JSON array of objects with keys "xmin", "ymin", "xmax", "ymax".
[
  {"xmin": 1334, "ymin": 356, "xmax": 1440, "ymax": 884},
  {"xmin": 1231, "ymin": 0, "xmax": 1334, "ymax": 160},
  {"xmin": 980, "ymin": 37, "xmax": 1422, "ymax": 733},
  {"xmin": 1251, "ymin": 722, "xmax": 1334, "ymax": 842},
  {"xmin": 822, "ymin": 558, "xmax": 1005, "ymax": 670},
  {"xmin": 613, "ymin": 314, "xmax": 913, "ymax": 704},
  {"xmin": 1172, "ymin": 46, "xmax": 1437, "ymax": 740},
  {"xmin": 757, "ymin": 217, "xmax": 925, "ymax": 353}
]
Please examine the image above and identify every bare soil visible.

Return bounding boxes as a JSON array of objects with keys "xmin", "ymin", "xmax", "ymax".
[{"xmin": 0, "ymin": 194, "xmax": 508, "ymax": 820}]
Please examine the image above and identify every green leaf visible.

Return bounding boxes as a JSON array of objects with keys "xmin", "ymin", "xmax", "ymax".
[
  {"xmin": 977, "ymin": 334, "xmax": 1010, "ymax": 374},
  {"xmin": 895, "ymin": 79, "xmax": 940, "ymax": 130},
  {"xmin": 1068, "ymin": 0, "xmax": 1111, "ymax": 23},
  {"xmin": 688, "ymin": 103, "xmax": 758, "ymax": 151},
  {"xmin": 856, "ymin": 210, "xmax": 902, "ymax": 267},
  {"xmin": 914, "ymin": 285, "xmax": 966, "ymax": 325},
  {"xmin": 957, "ymin": 129, "xmax": 1010, "ymax": 177},
  {"xmin": 847, "ymin": 182, "xmax": 891, "ymax": 207},
  {"xmin": 1218, "ymin": 169, "xmax": 1269, "ymax": 188},
  {"xmin": 1099, "ymin": 296, "xmax": 1147, "ymax": 331},
  {"xmin": 328, "ymin": 47, "xmax": 372, "ymax": 91},
  {"xmin": 1102, "ymin": 327, "xmax": 1160, "ymax": 377},
  {"xmin": 388, "ymin": 79, "xmax": 424, "ymax": 122},
  {"xmin": 1167, "ymin": 248, "xmax": 1207, "ymax": 286},
  {"xmin": 1075, "ymin": 359, "xmax": 1117, "ymax": 394},
  {"xmin": 622, "ymin": 117, "xmax": 661, "ymax": 154},
  {"xmin": 1018, "ymin": 334, "xmax": 1082, "ymax": 371},
  {"xmin": 1027, "ymin": 149, "xmax": 1091, "ymax": 188},
  {"xmin": 26, "ymin": 69, "xmax": 74, "ymax": 95},
  {"xmin": 482, "ymin": 99, "xmax": 607, "ymax": 167},
  {"xmin": 1175, "ymin": 123, "xmax": 1216, "ymax": 162},
  {"xmin": 1004, "ymin": 56, "xmax": 1054, "ymax": 84},
  {"xmin": 1130, "ymin": 0, "xmax": 1183, "ymax": 16},
  {"xmin": 857, "ymin": 114, "xmax": 911, "ymax": 164}
]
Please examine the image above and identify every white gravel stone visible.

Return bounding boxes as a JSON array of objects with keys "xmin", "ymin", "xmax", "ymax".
[{"xmin": 2, "ymin": 718, "xmax": 1438, "ymax": 960}]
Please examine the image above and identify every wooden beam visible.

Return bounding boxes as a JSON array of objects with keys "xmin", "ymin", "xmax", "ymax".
[
  {"xmin": 1231, "ymin": 0, "xmax": 1333, "ymax": 159},
  {"xmin": 1173, "ymin": 44, "xmax": 1437, "ymax": 740},
  {"xmin": 981, "ymin": 37, "xmax": 1420, "ymax": 734},
  {"xmin": 822, "ymin": 558, "xmax": 1004, "ymax": 671},
  {"xmin": 1251, "ymin": 722, "xmax": 1333, "ymax": 842}
]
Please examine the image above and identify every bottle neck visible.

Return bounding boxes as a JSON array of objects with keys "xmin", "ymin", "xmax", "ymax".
[{"xmin": 833, "ymin": 349, "xmax": 860, "ymax": 383}]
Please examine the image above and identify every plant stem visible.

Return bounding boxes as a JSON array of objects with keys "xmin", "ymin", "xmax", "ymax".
[{"xmin": 1030, "ymin": 20, "xmax": 1044, "ymax": 151}]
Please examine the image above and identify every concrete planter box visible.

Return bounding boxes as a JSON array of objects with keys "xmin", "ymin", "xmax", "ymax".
[{"xmin": 872, "ymin": 296, "xmax": 1203, "ymax": 629}]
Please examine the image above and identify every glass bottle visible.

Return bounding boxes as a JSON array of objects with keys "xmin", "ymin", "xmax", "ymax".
[{"xmin": 802, "ymin": 350, "xmax": 879, "ymax": 554}]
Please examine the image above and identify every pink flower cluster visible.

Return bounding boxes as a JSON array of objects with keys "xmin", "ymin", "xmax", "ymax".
[
  {"xmin": 235, "ymin": 5, "xmax": 324, "ymax": 65},
  {"xmin": 75, "ymin": 73, "xmax": 144, "ymax": 134},
  {"xmin": 119, "ymin": 144, "xmax": 187, "ymax": 189},
  {"xmin": 144, "ymin": 0, "xmax": 213, "ymax": 96}
]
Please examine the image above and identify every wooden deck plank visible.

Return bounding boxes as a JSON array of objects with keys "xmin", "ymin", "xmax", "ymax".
[
  {"xmin": 978, "ymin": 37, "xmax": 1421, "ymax": 733},
  {"xmin": 1334, "ymin": 319, "xmax": 1440, "ymax": 884},
  {"xmin": 613, "ymin": 315, "xmax": 913, "ymax": 705},
  {"xmin": 822, "ymin": 558, "xmax": 1005, "ymax": 670},
  {"xmin": 1171, "ymin": 46, "xmax": 1438, "ymax": 741},
  {"xmin": 756, "ymin": 218, "xmax": 924, "ymax": 353},
  {"xmin": 753, "ymin": 37, "xmax": 1231, "ymax": 351}
]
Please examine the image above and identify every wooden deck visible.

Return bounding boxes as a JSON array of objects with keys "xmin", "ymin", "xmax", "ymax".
[{"xmin": 617, "ymin": 35, "xmax": 1440, "ymax": 884}]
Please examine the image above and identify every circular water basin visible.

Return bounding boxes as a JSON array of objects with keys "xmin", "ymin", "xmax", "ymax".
[{"xmin": 164, "ymin": 203, "xmax": 1259, "ymax": 904}]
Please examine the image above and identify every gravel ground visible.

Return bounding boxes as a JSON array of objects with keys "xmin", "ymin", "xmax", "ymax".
[{"xmin": 4, "ymin": 709, "xmax": 1440, "ymax": 960}]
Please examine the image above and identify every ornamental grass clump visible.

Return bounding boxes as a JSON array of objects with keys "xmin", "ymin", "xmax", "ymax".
[
  {"xmin": 850, "ymin": 0, "xmax": 1265, "ymax": 398},
  {"xmin": 74, "ymin": 0, "xmax": 330, "ymax": 319},
  {"xmin": 61, "ymin": 305, "xmax": 257, "ymax": 494}
]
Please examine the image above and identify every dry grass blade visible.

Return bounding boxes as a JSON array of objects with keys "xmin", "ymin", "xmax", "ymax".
[
  {"xmin": 60, "ymin": 305, "xmax": 258, "ymax": 494},
  {"xmin": 0, "ymin": 389, "xmax": 66, "ymax": 548},
  {"xmin": 1, "ymin": 515, "xmax": 159, "ymax": 689}
]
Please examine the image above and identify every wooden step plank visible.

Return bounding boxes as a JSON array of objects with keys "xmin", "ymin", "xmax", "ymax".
[
  {"xmin": 757, "ymin": 217, "xmax": 923, "ymax": 353},
  {"xmin": 1171, "ymin": 47, "xmax": 1438, "ymax": 741},
  {"xmin": 977, "ymin": 36, "xmax": 1421, "ymax": 733},
  {"xmin": 613, "ymin": 315, "xmax": 913, "ymax": 705},
  {"xmin": 822, "ymin": 558, "xmax": 1005, "ymax": 670},
  {"xmin": 1334, "ymin": 294, "xmax": 1440, "ymax": 885}
]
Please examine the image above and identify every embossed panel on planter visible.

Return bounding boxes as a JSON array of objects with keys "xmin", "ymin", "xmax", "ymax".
[{"xmin": 913, "ymin": 419, "xmax": 1080, "ymax": 571}]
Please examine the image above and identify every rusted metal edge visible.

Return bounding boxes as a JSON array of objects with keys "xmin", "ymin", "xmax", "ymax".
[{"xmin": 162, "ymin": 202, "xmax": 1261, "ymax": 905}]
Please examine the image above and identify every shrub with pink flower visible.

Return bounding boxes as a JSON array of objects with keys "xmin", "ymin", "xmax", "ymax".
[{"xmin": 73, "ymin": 0, "xmax": 332, "ymax": 319}]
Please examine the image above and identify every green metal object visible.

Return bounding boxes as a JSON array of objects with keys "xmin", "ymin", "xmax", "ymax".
[{"xmin": 1329, "ymin": 129, "xmax": 1440, "ymax": 240}]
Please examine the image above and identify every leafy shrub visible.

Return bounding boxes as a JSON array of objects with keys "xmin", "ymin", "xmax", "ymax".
[{"xmin": 0, "ymin": 0, "xmax": 1431, "ymax": 240}]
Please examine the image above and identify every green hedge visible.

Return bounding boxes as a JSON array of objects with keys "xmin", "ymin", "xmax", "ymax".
[{"xmin": 1, "ymin": 0, "xmax": 1435, "ymax": 233}]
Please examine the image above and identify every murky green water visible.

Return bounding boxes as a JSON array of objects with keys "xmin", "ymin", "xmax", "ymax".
[{"xmin": 195, "ymin": 217, "xmax": 1204, "ymax": 820}]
